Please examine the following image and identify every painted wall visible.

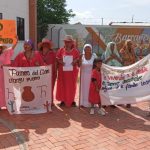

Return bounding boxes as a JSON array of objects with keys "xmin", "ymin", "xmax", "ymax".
[{"xmin": 47, "ymin": 24, "xmax": 150, "ymax": 56}]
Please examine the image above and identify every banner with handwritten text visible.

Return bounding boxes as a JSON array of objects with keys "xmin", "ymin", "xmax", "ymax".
[
  {"xmin": 4, "ymin": 65, "xmax": 52, "ymax": 115},
  {"xmin": 101, "ymin": 55, "xmax": 150, "ymax": 105}
]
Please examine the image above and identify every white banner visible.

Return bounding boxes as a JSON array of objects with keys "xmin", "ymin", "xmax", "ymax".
[
  {"xmin": 101, "ymin": 54, "xmax": 150, "ymax": 105},
  {"xmin": 4, "ymin": 65, "xmax": 52, "ymax": 114}
]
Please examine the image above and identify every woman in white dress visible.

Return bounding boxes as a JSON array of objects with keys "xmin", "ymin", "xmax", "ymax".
[{"xmin": 79, "ymin": 44, "xmax": 97, "ymax": 107}]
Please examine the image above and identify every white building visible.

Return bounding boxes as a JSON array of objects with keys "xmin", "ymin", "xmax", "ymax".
[{"xmin": 0, "ymin": 0, "xmax": 37, "ymax": 57}]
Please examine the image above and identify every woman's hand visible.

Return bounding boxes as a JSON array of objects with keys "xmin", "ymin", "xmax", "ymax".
[
  {"xmin": 111, "ymin": 53, "xmax": 118, "ymax": 59},
  {"xmin": 0, "ymin": 64, "xmax": 11, "ymax": 68},
  {"xmin": 12, "ymin": 35, "xmax": 18, "ymax": 50},
  {"xmin": 57, "ymin": 59, "xmax": 65, "ymax": 66},
  {"xmin": 15, "ymin": 35, "xmax": 18, "ymax": 42},
  {"xmin": 96, "ymin": 87, "xmax": 100, "ymax": 92},
  {"xmin": 78, "ymin": 54, "xmax": 83, "ymax": 67},
  {"xmin": 72, "ymin": 59, "xmax": 79, "ymax": 66},
  {"xmin": 35, "ymin": 62, "xmax": 40, "ymax": 66},
  {"xmin": 0, "ymin": 64, "xmax": 3, "ymax": 68}
]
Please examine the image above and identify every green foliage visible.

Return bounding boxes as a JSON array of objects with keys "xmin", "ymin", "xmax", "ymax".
[{"xmin": 37, "ymin": 0, "xmax": 75, "ymax": 42}]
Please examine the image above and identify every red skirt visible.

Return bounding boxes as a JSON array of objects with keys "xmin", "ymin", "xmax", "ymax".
[{"xmin": 88, "ymin": 83, "xmax": 101, "ymax": 104}]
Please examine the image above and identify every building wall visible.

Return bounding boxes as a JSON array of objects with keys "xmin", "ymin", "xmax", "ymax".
[
  {"xmin": 47, "ymin": 24, "xmax": 106, "ymax": 55},
  {"xmin": 0, "ymin": 0, "xmax": 37, "ymax": 58},
  {"xmin": 47, "ymin": 24, "xmax": 150, "ymax": 56},
  {"xmin": 0, "ymin": 0, "xmax": 29, "ymax": 40}
]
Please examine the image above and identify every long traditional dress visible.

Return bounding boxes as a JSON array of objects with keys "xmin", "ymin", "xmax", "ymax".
[
  {"xmin": 0, "ymin": 48, "xmax": 14, "ymax": 107},
  {"xmin": 89, "ymin": 69, "xmax": 102, "ymax": 104},
  {"xmin": 56, "ymin": 48, "xmax": 80, "ymax": 107},
  {"xmin": 40, "ymin": 50, "xmax": 56, "ymax": 99},
  {"xmin": 13, "ymin": 51, "xmax": 44, "ymax": 67},
  {"xmin": 80, "ymin": 53, "xmax": 97, "ymax": 107}
]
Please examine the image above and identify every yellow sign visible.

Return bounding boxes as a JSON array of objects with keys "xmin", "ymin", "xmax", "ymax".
[{"xmin": 0, "ymin": 20, "xmax": 16, "ymax": 44}]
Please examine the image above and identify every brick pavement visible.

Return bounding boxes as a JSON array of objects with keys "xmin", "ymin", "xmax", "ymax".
[{"xmin": 0, "ymin": 85, "xmax": 150, "ymax": 150}]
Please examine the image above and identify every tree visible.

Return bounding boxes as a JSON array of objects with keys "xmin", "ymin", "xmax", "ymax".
[{"xmin": 37, "ymin": 0, "xmax": 75, "ymax": 42}]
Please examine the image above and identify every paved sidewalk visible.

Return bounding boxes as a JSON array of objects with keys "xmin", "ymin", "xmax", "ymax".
[{"xmin": 0, "ymin": 86, "xmax": 150, "ymax": 150}]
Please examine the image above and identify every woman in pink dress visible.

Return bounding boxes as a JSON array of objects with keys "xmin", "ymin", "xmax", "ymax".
[
  {"xmin": 0, "ymin": 37, "xmax": 18, "ymax": 109},
  {"xmin": 89, "ymin": 58, "xmax": 106, "ymax": 115},
  {"xmin": 38, "ymin": 38, "xmax": 57, "ymax": 103},
  {"xmin": 13, "ymin": 40, "xmax": 44, "ymax": 67},
  {"xmin": 56, "ymin": 35, "xmax": 80, "ymax": 107}
]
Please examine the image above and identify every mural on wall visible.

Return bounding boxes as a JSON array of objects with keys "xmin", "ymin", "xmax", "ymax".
[{"xmin": 49, "ymin": 24, "xmax": 150, "ymax": 56}]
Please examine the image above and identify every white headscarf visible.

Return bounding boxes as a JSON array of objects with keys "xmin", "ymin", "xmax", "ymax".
[
  {"xmin": 82, "ymin": 44, "xmax": 97, "ymax": 63},
  {"xmin": 104, "ymin": 42, "xmax": 122, "ymax": 66},
  {"xmin": 82, "ymin": 44, "xmax": 92, "ymax": 54}
]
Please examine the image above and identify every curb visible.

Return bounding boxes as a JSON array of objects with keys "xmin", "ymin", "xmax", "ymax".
[{"xmin": 0, "ymin": 118, "xmax": 28, "ymax": 150}]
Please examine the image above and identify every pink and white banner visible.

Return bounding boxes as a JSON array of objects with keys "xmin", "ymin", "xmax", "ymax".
[
  {"xmin": 4, "ymin": 65, "xmax": 52, "ymax": 115},
  {"xmin": 100, "ymin": 54, "xmax": 150, "ymax": 105}
]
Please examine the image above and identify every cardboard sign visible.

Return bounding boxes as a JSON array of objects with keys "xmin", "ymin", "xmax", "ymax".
[
  {"xmin": 4, "ymin": 65, "xmax": 52, "ymax": 115},
  {"xmin": 0, "ymin": 20, "xmax": 16, "ymax": 44}
]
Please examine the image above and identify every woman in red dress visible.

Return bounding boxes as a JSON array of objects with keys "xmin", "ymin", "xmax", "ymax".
[
  {"xmin": 89, "ymin": 58, "xmax": 106, "ymax": 115},
  {"xmin": 13, "ymin": 40, "xmax": 44, "ymax": 67},
  {"xmin": 56, "ymin": 35, "xmax": 80, "ymax": 107},
  {"xmin": 38, "ymin": 39, "xmax": 57, "ymax": 103}
]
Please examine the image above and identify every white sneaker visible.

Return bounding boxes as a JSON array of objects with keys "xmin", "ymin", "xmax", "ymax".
[
  {"xmin": 98, "ymin": 108, "xmax": 106, "ymax": 116},
  {"xmin": 90, "ymin": 108, "xmax": 95, "ymax": 115}
]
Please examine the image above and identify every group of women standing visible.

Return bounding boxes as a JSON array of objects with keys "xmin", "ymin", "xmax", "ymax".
[
  {"xmin": 0, "ymin": 35, "xmax": 149, "ymax": 113},
  {"xmin": 0, "ymin": 35, "xmax": 80, "ymax": 109},
  {"xmin": 80, "ymin": 39, "xmax": 149, "ymax": 109}
]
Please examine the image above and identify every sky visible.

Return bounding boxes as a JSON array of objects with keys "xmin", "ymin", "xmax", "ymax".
[{"xmin": 66, "ymin": 0, "xmax": 150, "ymax": 25}]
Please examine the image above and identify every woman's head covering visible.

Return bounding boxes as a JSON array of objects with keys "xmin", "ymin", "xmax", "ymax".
[
  {"xmin": 24, "ymin": 39, "xmax": 34, "ymax": 50},
  {"xmin": 123, "ymin": 39, "xmax": 133, "ymax": 50},
  {"xmin": 64, "ymin": 35, "xmax": 74, "ymax": 42},
  {"xmin": 125, "ymin": 39, "xmax": 132, "ymax": 45},
  {"xmin": 63, "ymin": 35, "xmax": 76, "ymax": 49},
  {"xmin": 104, "ymin": 42, "xmax": 122, "ymax": 66},
  {"xmin": 105, "ymin": 42, "xmax": 118, "ymax": 56},
  {"xmin": 38, "ymin": 38, "xmax": 52, "ymax": 50},
  {"xmin": 82, "ymin": 44, "xmax": 92, "ymax": 54}
]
